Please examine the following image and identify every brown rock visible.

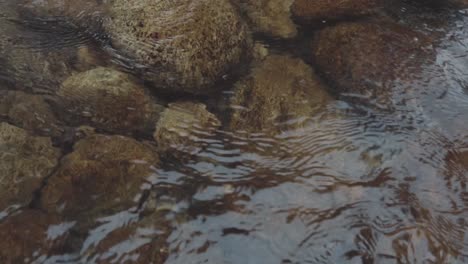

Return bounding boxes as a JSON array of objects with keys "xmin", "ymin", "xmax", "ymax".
[
  {"xmin": 311, "ymin": 20, "xmax": 434, "ymax": 108},
  {"xmin": 154, "ymin": 102, "xmax": 221, "ymax": 154},
  {"xmin": 0, "ymin": 123, "xmax": 61, "ymax": 212},
  {"xmin": 103, "ymin": 0, "xmax": 251, "ymax": 95},
  {"xmin": 58, "ymin": 67, "xmax": 164, "ymax": 135},
  {"xmin": 0, "ymin": 91, "xmax": 62, "ymax": 137},
  {"xmin": 229, "ymin": 55, "xmax": 331, "ymax": 135},
  {"xmin": 0, "ymin": 210, "xmax": 68, "ymax": 263},
  {"xmin": 291, "ymin": 0, "xmax": 382, "ymax": 22},
  {"xmin": 232, "ymin": 0, "xmax": 297, "ymax": 38},
  {"xmin": 41, "ymin": 134, "xmax": 159, "ymax": 217}
]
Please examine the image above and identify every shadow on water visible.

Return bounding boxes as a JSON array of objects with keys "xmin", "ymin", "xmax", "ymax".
[{"xmin": 0, "ymin": 1, "xmax": 467, "ymax": 264}]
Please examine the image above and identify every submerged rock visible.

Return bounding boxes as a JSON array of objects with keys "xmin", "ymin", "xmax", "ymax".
[
  {"xmin": 41, "ymin": 134, "xmax": 159, "ymax": 217},
  {"xmin": 0, "ymin": 210, "xmax": 68, "ymax": 263},
  {"xmin": 291, "ymin": 0, "xmax": 382, "ymax": 22},
  {"xmin": 154, "ymin": 102, "xmax": 221, "ymax": 155},
  {"xmin": 0, "ymin": 91, "xmax": 62, "ymax": 137},
  {"xmin": 103, "ymin": 0, "xmax": 251, "ymax": 95},
  {"xmin": 57, "ymin": 67, "xmax": 164, "ymax": 135},
  {"xmin": 232, "ymin": 0, "xmax": 297, "ymax": 38},
  {"xmin": 0, "ymin": 123, "xmax": 61, "ymax": 212},
  {"xmin": 311, "ymin": 20, "xmax": 434, "ymax": 109},
  {"xmin": 229, "ymin": 55, "xmax": 331, "ymax": 135}
]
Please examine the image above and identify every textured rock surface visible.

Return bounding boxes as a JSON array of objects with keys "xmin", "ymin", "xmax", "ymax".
[
  {"xmin": 311, "ymin": 20, "xmax": 434, "ymax": 108},
  {"xmin": 0, "ymin": 91, "xmax": 62, "ymax": 137},
  {"xmin": 41, "ymin": 134, "xmax": 159, "ymax": 217},
  {"xmin": 0, "ymin": 123, "xmax": 61, "ymax": 212},
  {"xmin": 0, "ymin": 210, "xmax": 68, "ymax": 263},
  {"xmin": 103, "ymin": 0, "xmax": 251, "ymax": 94},
  {"xmin": 232, "ymin": 0, "xmax": 297, "ymax": 38},
  {"xmin": 154, "ymin": 102, "xmax": 221, "ymax": 154},
  {"xmin": 58, "ymin": 67, "xmax": 164, "ymax": 135},
  {"xmin": 291, "ymin": 0, "xmax": 382, "ymax": 22},
  {"xmin": 229, "ymin": 55, "xmax": 331, "ymax": 134}
]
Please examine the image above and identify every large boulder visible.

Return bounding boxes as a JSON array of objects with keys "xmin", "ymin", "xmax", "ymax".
[
  {"xmin": 291, "ymin": 0, "xmax": 383, "ymax": 22},
  {"xmin": 153, "ymin": 102, "xmax": 221, "ymax": 155},
  {"xmin": 232, "ymin": 0, "xmax": 297, "ymax": 38},
  {"xmin": 0, "ymin": 123, "xmax": 61, "ymax": 212},
  {"xmin": 229, "ymin": 55, "xmax": 331, "ymax": 135},
  {"xmin": 103, "ymin": 0, "xmax": 251, "ymax": 95},
  {"xmin": 57, "ymin": 67, "xmax": 164, "ymax": 135},
  {"xmin": 0, "ymin": 91, "xmax": 62, "ymax": 137},
  {"xmin": 0, "ymin": 210, "xmax": 68, "ymax": 263},
  {"xmin": 311, "ymin": 20, "xmax": 434, "ymax": 109},
  {"xmin": 40, "ymin": 134, "xmax": 159, "ymax": 218}
]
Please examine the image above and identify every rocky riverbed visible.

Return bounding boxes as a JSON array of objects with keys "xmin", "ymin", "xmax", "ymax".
[{"xmin": 1, "ymin": 0, "xmax": 468, "ymax": 263}]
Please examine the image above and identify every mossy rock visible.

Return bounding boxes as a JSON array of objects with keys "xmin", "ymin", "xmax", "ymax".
[
  {"xmin": 103, "ymin": 0, "xmax": 252, "ymax": 95},
  {"xmin": 41, "ymin": 134, "xmax": 159, "ymax": 218},
  {"xmin": 229, "ymin": 54, "xmax": 331, "ymax": 135},
  {"xmin": 58, "ymin": 67, "xmax": 165, "ymax": 135},
  {"xmin": 0, "ymin": 123, "xmax": 61, "ymax": 212}
]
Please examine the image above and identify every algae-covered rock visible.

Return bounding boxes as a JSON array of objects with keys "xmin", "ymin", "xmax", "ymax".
[
  {"xmin": 154, "ymin": 102, "xmax": 221, "ymax": 154},
  {"xmin": 103, "ymin": 0, "xmax": 251, "ymax": 95},
  {"xmin": 0, "ymin": 123, "xmax": 61, "ymax": 212},
  {"xmin": 232, "ymin": 0, "xmax": 297, "ymax": 38},
  {"xmin": 0, "ymin": 210, "xmax": 68, "ymax": 263},
  {"xmin": 311, "ymin": 20, "xmax": 434, "ymax": 108},
  {"xmin": 291, "ymin": 0, "xmax": 382, "ymax": 22},
  {"xmin": 41, "ymin": 134, "xmax": 159, "ymax": 217},
  {"xmin": 17, "ymin": 0, "xmax": 102, "ymax": 19},
  {"xmin": 0, "ymin": 91, "xmax": 62, "ymax": 137},
  {"xmin": 57, "ymin": 67, "xmax": 164, "ymax": 135},
  {"xmin": 229, "ymin": 55, "xmax": 331, "ymax": 135}
]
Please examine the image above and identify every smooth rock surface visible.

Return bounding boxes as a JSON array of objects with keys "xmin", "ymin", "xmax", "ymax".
[
  {"xmin": 291, "ymin": 0, "xmax": 382, "ymax": 22},
  {"xmin": 57, "ymin": 67, "xmax": 164, "ymax": 135}
]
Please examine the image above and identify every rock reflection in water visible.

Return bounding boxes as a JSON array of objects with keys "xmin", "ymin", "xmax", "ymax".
[{"xmin": 0, "ymin": 0, "xmax": 467, "ymax": 263}]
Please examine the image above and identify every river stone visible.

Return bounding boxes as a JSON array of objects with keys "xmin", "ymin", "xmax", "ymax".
[
  {"xmin": 232, "ymin": 0, "xmax": 297, "ymax": 38},
  {"xmin": 291, "ymin": 0, "xmax": 382, "ymax": 22},
  {"xmin": 0, "ymin": 123, "xmax": 61, "ymax": 212},
  {"xmin": 311, "ymin": 20, "xmax": 434, "ymax": 109},
  {"xmin": 58, "ymin": 67, "xmax": 165, "ymax": 135},
  {"xmin": 103, "ymin": 0, "xmax": 251, "ymax": 95},
  {"xmin": 0, "ymin": 91, "xmax": 62, "ymax": 137},
  {"xmin": 154, "ymin": 102, "xmax": 221, "ymax": 155},
  {"xmin": 229, "ymin": 55, "xmax": 331, "ymax": 135},
  {"xmin": 0, "ymin": 210, "xmax": 68, "ymax": 263},
  {"xmin": 41, "ymin": 134, "xmax": 159, "ymax": 217}
]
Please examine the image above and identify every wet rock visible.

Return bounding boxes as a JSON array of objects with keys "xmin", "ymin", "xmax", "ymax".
[
  {"xmin": 0, "ymin": 90, "xmax": 62, "ymax": 137},
  {"xmin": 291, "ymin": 0, "xmax": 383, "ymax": 22},
  {"xmin": 0, "ymin": 6, "xmax": 101, "ymax": 93},
  {"xmin": 0, "ymin": 210, "xmax": 69, "ymax": 263},
  {"xmin": 0, "ymin": 123, "xmax": 61, "ymax": 212},
  {"xmin": 311, "ymin": 20, "xmax": 434, "ymax": 108},
  {"xmin": 232, "ymin": 0, "xmax": 297, "ymax": 38},
  {"xmin": 229, "ymin": 55, "xmax": 331, "ymax": 135},
  {"xmin": 103, "ymin": 0, "xmax": 251, "ymax": 95},
  {"xmin": 154, "ymin": 102, "xmax": 221, "ymax": 155},
  {"xmin": 57, "ymin": 67, "xmax": 165, "ymax": 135},
  {"xmin": 41, "ymin": 134, "xmax": 159, "ymax": 217}
]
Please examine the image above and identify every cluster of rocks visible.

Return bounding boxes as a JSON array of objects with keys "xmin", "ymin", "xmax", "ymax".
[{"xmin": 1, "ymin": 0, "xmax": 467, "ymax": 262}]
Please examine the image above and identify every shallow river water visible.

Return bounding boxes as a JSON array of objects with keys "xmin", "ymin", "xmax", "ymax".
[{"xmin": 0, "ymin": 1, "xmax": 467, "ymax": 263}]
